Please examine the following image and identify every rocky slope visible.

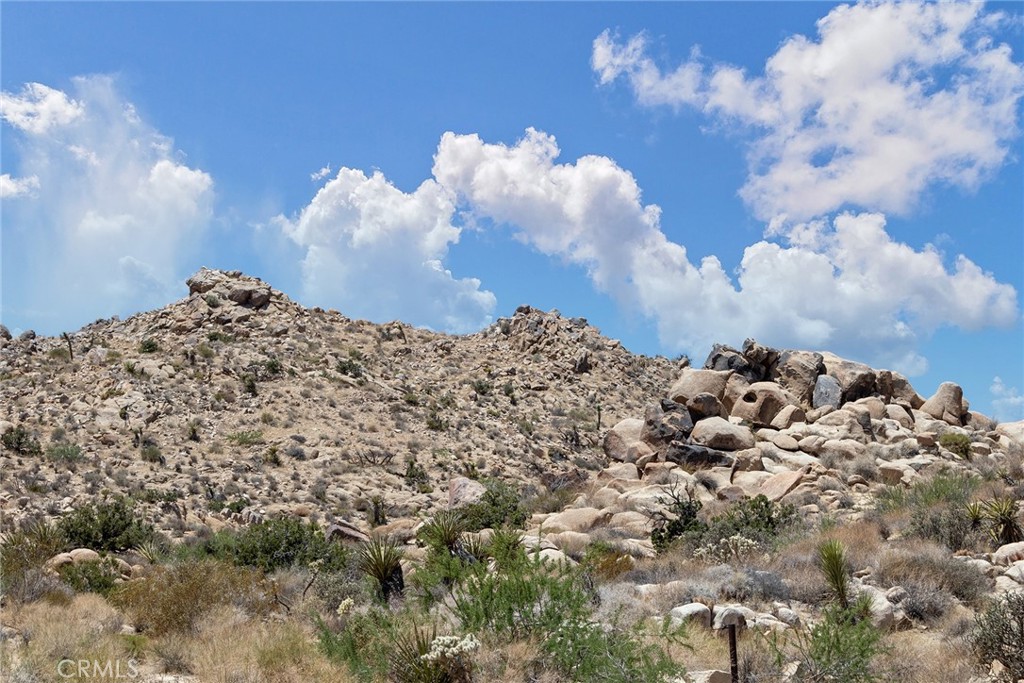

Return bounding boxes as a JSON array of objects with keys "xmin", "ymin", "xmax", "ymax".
[
  {"xmin": 3, "ymin": 268, "xmax": 1024, "ymax": 682},
  {"xmin": 0, "ymin": 268, "xmax": 679, "ymax": 537}
]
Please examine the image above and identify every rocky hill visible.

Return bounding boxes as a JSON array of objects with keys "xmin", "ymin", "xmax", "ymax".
[
  {"xmin": 2, "ymin": 268, "xmax": 1023, "ymax": 683},
  {"xmin": 0, "ymin": 268, "xmax": 679, "ymax": 537}
]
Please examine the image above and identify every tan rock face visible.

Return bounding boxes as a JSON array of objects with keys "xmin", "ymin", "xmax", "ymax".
[
  {"xmin": 921, "ymin": 382, "xmax": 966, "ymax": 425},
  {"xmin": 667, "ymin": 369, "xmax": 733, "ymax": 405},
  {"xmin": 730, "ymin": 382, "xmax": 799, "ymax": 427},
  {"xmin": 690, "ymin": 417, "xmax": 755, "ymax": 451}
]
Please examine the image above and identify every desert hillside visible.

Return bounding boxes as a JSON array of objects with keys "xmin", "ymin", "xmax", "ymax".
[{"xmin": 1, "ymin": 268, "xmax": 1022, "ymax": 683}]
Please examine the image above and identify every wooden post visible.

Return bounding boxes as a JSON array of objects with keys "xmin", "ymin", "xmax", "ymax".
[{"xmin": 728, "ymin": 623, "xmax": 739, "ymax": 683}]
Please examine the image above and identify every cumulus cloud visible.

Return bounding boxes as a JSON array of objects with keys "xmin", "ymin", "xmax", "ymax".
[
  {"xmin": 310, "ymin": 164, "xmax": 332, "ymax": 182},
  {"xmin": 0, "ymin": 82, "xmax": 84, "ymax": 134},
  {"xmin": 990, "ymin": 376, "xmax": 1024, "ymax": 422},
  {"xmin": 274, "ymin": 169, "xmax": 495, "ymax": 333},
  {"xmin": 593, "ymin": 2, "xmax": 1024, "ymax": 221},
  {"xmin": 1, "ymin": 76, "xmax": 213, "ymax": 332},
  {"xmin": 0, "ymin": 173, "xmax": 39, "ymax": 199},
  {"xmin": 433, "ymin": 128, "xmax": 1018, "ymax": 372}
]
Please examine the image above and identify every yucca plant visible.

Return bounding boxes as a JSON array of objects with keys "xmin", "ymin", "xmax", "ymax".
[
  {"xmin": 817, "ymin": 539, "xmax": 851, "ymax": 609},
  {"xmin": 359, "ymin": 536, "xmax": 405, "ymax": 603},
  {"xmin": 389, "ymin": 623, "xmax": 447, "ymax": 683},
  {"xmin": 982, "ymin": 498, "xmax": 1023, "ymax": 546},
  {"xmin": 419, "ymin": 510, "xmax": 466, "ymax": 555},
  {"xmin": 964, "ymin": 501, "xmax": 985, "ymax": 530}
]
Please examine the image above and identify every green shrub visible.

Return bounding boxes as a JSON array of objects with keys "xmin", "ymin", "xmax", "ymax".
[
  {"xmin": 877, "ymin": 472, "xmax": 978, "ymax": 512},
  {"xmin": 337, "ymin": 358, "xmax": 364, "ymax": 378},
  {"xmin": 113, "ymin": 558, "xmax": 270, "ymax": 635},
  {"xmin": 767, "ymin": 598, "xmax": 884, "ymax": 683},
  {"xmin": 452, "ymin": 552, "xmax": 683, "ymax": 682},
  {"xmin": 972, "ymin": 592, "xmax": 1024, "ymax": 679},
  {"xmin": 139, "ymin": 338, "xmax": 159, "ymax": 353},
  {"xmin": 140, "ymin": 443, "xmax": 164, "ymax": 464},
  {"xmin": 2, "ymin": 424, "xmax": 42, "ymax": 455},
  {"xmin": 227, "ymin": 430, "xmax": 264, "ymax": 446},
  {"xmin": 233, "ymin": 518, "xmax": 347, "ymax": 573},
  {"xmin": 939, "ymin": 432, "xmax": 972, "ymax": 458},
  {"xmin": 649, "ymin": 486, "xmax": 707, "ymax": 552},
  {"xmin": 318, "ymin": 607, "xmax": 400, "ymax": 680},
  {"xmin": 46, "ymin": 442, "xmax": 84, "ymax": 463},
  {"xmin": 460, "ymin": 479, "xmax": 528, "ymax": 531},
  {"xmin": 58, "ymin": 496, "xmax": 154, "ymax": 552},
  {"xmin": 703, "ymin": 494, "xmax": 799, "ymax": 547},
  {"xmin": 58, "ymin": 558, "xmax": 120, "ymax": 597}
]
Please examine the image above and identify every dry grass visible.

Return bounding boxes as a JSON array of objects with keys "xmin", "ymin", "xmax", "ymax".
[
  {"xmin": 187, "ymin": 608, "xmax": 353, "ymax": 683},
  {"xmin": 873, "ymin": 629, "xmax": 978, "ymax": 683},
  {"xmin": 2, "ymin": 594, "xmax": 129, "ymax": 681}
]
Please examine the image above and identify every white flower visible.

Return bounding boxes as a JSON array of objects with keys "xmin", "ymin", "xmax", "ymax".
[{"xmin": 336, "ymin": 597, "xmax": 355, "ymax": 617}]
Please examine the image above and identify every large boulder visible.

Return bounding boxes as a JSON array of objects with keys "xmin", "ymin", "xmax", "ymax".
[
  {"xmin": 812, "ymin": 375, "xmax": 842, "ymax": 410},
  {"xmin": 665, "ymin": 443, "xmax": 735, "ymax": 470},
  {"xmin": 920, "ymin": 382, "xmax": 966, "ymax": 426},
  {"xmin": 642, "ymin": 401, "xmax": 694, "ymax": 453},
  {"xmin": 820, "ymin": 353, "xmax": 876, "ymax": 403},
  {"xmin": 690, "ymin": 417, "xmax": 755, "ymax": 451},
  {"xmin": 704, "ymin": 344, "xmax": 761, "ymax": 382},
  {"xmin": 449, "ymin": 477, "xmax": 487, "ymax": 509},
  {"xmin": 603, "ymin": 418, "xmax": 647, "ymax": 463},
  {"xmin": 771, "ymin": 350, "xmax": 826, "ymax": 407},
  {"xmin": 731, "ymin": 382, "xmax": 800, "ymax": 427},
  {"xmin": 876, "ymin": 370, "xmax": 924, "ymax": 408},
  {"xmin": 668, "ymin": 369, "xmax": 733, "ymax": 405}
]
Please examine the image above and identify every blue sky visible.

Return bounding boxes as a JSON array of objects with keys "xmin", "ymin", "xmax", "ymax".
[{"xmin": 2, "ymin": 1, "xmax": 1022, "ymax": 420}]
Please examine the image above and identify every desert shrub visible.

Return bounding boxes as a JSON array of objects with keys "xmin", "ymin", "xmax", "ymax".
[
  {"xmin": 581, "ymin": 541, "xmax": 635, "ymax": 581},
  {"xmin": 877, "ymin": 472, "xmax": 978, "ymax": 512},
  {"xmin": 649, "ymin": 486, "xmax": 707, "ymax": 552},
  {"xmin": 907, "ymin": 503, "xmax": 982, "ymax": 552},
  {"xmin": 318, "ymin": 607, "xmax": 403, "ymax": 680},
  {"xmin": 702, "ymin": 495, "xmax": 800, "ymax": 548},
  {"xmin": 58, "ymin": 496, "xmax": 154, "ymax": 552},
  {"xmin": 939, "ymin": 432, "xmax": 972, "ymax": 458},
  {"xmin": 2, "ymin": 424, "xmax": 42, "ymax": 455},
  {"xmin": 113, "ymin": 558, "xmax": 270, "ymax": 635},
  {"xmin": 337, "ymin": 358, "xmax": 364, "ymax": 378},
  {"xmin": 782, "ymin": 600, "xmax": 884, "ymax": 683},
  {"xmin": 234, "ymin": 518, "xmax": 348, "ymax": 572},
  {"xmin": 0, "ymin": 518, "xmax": 68, "ymax": 602},
  {"xmin": 46, "ymin": 441, "xmax": 84, "ymax": 463},
  {"xmin": 58, "ymin": 558, "xmax": 120, "ymax": 597},
  {"xmin": 140, "ymin": 443, "xmax": 164, "ymax": 464},
  {"xmin": 139, "ymin": 338, "xmax": 159, "ymax": 353},
  {"xmin": 873, "ymin": 544, "xmax": 989, "ymax": 609},
  {"xmin": 460, "ymin": 479, "xmax": 528, "ymax": 531},
  {"xmin": 227, "ymin": 429, "xmax": 264, "ymax": 446},
  {"xmin": 452, "ymin": 552, "xmax": 684, "ymax": 682},
  {"xmin": 971, "ymin": 592, "xmax": 1024, "ymax": 679}
]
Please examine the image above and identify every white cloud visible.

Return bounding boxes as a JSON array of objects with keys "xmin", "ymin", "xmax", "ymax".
[
  {"xmin": 0, "ymin": 82, "xmax": 84, "ymax": 134},
  {"xmin": 0, "ymin": 173, "xmax": 39, "ymax": 199},
  {"xmin": 1, "ymin": 76, "xmax": 213, "ymax": 331},
  {"xmin": 991, "ymin": 376, "xmax": 1024, "ymax": 422},
  {"xmin": 310, "ymin": 164, "xmax": 332, "ymax": 182},
  {"xmin": 275, "ymin": 168, "xmax": 495, "ymax": 333},
  {"xmin": 433, "ymin": 128, "xmax": 1018, "ymax": 372},
  {"xmin": 594, "ymin": 2, "xmax": 1024, "ymax": 222}
]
